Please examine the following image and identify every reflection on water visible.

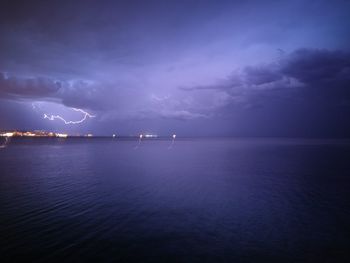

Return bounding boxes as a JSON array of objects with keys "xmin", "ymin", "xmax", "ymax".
[
  {"xmin": 0, "ymin": 138, "xmax": 349, "ymax": 262},
  {"xmin": 0, "ymin": 137, "xmax": 11, "ymax": 148}
]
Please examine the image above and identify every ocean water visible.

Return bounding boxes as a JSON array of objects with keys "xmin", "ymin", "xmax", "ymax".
[{"xmin": 0, "ymin": 138, "xmax": 349, "ymax": 262}]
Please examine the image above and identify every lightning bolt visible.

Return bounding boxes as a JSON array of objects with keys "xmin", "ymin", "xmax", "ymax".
[{"xmin": 43, "ymin": 108, "xmax": 95, "ymax": 124}]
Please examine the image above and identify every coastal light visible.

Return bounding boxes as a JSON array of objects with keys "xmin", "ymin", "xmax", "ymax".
[{"xmin": 0, "ymin": 132, "xmax": 14, "ymax": 137}]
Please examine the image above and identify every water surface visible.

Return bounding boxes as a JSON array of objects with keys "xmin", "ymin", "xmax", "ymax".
[{"xmin": 0, "ymin": 138, "xmax": 349, "ymax": 262}]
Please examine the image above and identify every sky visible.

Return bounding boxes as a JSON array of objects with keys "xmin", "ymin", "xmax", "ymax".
[{"xmin": 0, "ymin": 0, "xmax": 350, "ymax": 137}]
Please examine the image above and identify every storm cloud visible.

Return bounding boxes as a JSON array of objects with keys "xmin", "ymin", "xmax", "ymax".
[{"xmin": 0, "ymin": 0, "xmax": 349, "ymax": 136}]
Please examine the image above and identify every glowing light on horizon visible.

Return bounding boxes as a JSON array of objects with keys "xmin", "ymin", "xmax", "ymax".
[
  {"xmin": 135, "ymin": 134, "xmax": 143, "ymax": 149},
  {"xmin": 56, "ymin": 133, "xmax": 68, "ymax": 138},
  {"xmin": 169, "ymin": 134, "xmax": 176, "ymax": 149},
  {"xmin": 144, "ymin": 134, "xmax": 158, "ymax": 138},
  {"xmin": 0, "ymin": 132, "xmax": 14, "ymax": 137},
  {"xmin": 43, "ymin": 108, "xmax": 95, "ymax": 125}
]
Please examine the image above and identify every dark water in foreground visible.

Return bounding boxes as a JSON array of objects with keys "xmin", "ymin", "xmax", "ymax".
[{"xmin": 0, "ymin": 138, "xmax": 349, "ymax": 262}]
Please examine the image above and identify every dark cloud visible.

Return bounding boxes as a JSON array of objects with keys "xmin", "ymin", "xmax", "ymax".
[
  {"xmin": 243, "ymin": 66, "xmax": 282, "ymax": 86},
  {"xmin": 184, "ymin": 48, "xmax": 350, "ymax": 103},
  {"xmin": 281, "ymin": 49, "xmax": 350, "ymax": 84},
  {"xmin": 279, "ymin": 49, "xmax": 350, "ymax": 105},
  {"xmin": 0, "ymin": 72, "xmax": 61, "ymax": 98},
  {"xmin": 178, "ymin": 48, "xmax": 350, "ymax": 136},
  {"xmin": 1, "ymin": 48, "xmax": 350, "ymax": 132},
  {"xmin": 0, "ymin": 73, "xmax": 113, "ymax": 111},
  {"xmin": 1, "ymin": 0, "xmax": 350, "ymax": 136}
]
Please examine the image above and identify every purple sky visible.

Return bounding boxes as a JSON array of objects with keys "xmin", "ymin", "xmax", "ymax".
[{"xmin": 1, "ymin": 0, "xmax": 350, "ymax": 136}]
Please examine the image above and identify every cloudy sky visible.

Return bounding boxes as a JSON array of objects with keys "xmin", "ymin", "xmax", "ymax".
[{"xmin": 0, "ymin": 0, "xmax": 349, "ymax": 136}]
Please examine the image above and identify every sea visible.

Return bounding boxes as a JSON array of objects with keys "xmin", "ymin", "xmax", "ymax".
[{"xmin": 0, "ymin": 137, "xmax": 349, "ymax": 262}]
